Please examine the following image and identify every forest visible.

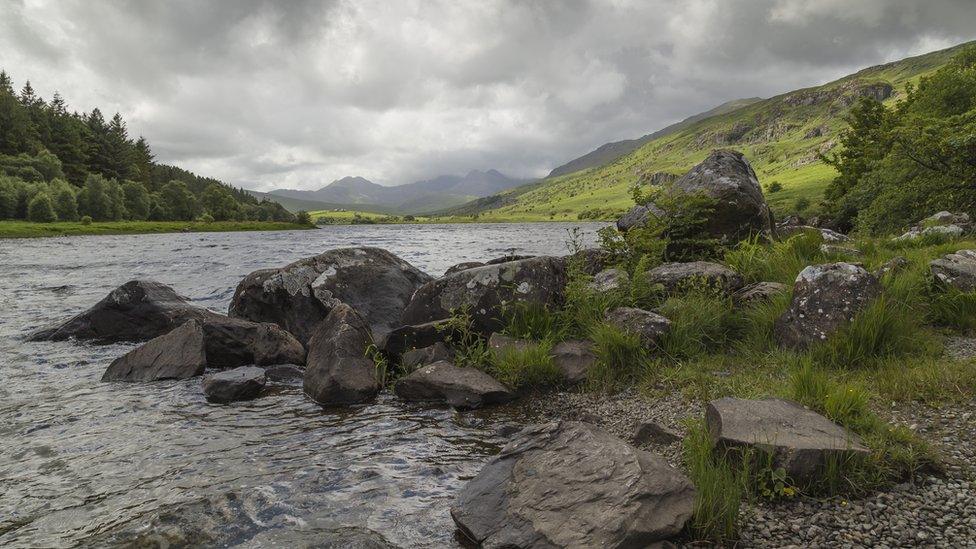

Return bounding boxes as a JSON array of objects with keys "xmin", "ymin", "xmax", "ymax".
[{"xmin": 0, "ymin": 71, "xmax": 296, "ymax": 224}]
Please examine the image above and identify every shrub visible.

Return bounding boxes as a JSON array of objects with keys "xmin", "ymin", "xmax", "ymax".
[
  {"xmin": 80, "ymin": 215, "xmax": 92, "ymax": 225},
  {"xmin": 793, "ymin": 197, "xmax": 811, "ymax": 213},
  {"xmin": 491, "ymin": 341, "xmax": 561, "ymax": 389},
  {"xmin": 296, "ymin": 210, "xmax": 313, "ymax": 225},
  {"xmin": 27, "ymin": 191, "xmax": 57, "ymax": 223},
  {"xmin": 199, "ymin": 213, "xmax": 215, "ymax": 223},
  {"xmin": 587, "ymin": 323, "xmax": 648, "ymax": 389},
  {"xmin": 683, "ymin": 419, "xmax": 745, "ymax": 543}
]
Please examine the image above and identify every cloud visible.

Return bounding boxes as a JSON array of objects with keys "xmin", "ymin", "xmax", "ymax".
[{"xmin": 1, "ymin": 0, "xmax": 974, "ymax": 190}]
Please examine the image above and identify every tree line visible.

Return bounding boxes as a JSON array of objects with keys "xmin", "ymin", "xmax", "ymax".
[{"xmin": 0, "ymin": 70, "xmax": 297, "ymax": 223}]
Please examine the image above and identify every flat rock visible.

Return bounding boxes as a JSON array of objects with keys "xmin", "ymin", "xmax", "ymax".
[
  {"xmin": 706, "ymin": 397, "xmax": 870, "ymax": 484},
  {"xmin": 451, "ymin": 421, "xmax": 695, "ymax": 548},
  {"xmin": 202, "ymin": 366, "xmax": 266, "ymax": 403},
  {"xmin": 400, "ymin": 256, "xmax": 566, "ymax": 333},
  {"xmin": 733, "ymin": 281, "xmax": 787, "ymax": 307},
  {"xmin": 302, "ymin": 304, "xmax": 380, "ymax": 406},
  {"xmin": 229, "ymin": 247, "xmax": 431, "ymax": 343},
  {"xmin": 400, "ymin": 342, "xmax": 453, "ymax": 372},
  {"xmin": 930, "ymin": 249, "xmax": 976, "ymax": 292},
  {"xmin": 393, "ymin": 361, "xmax": 514, "ymax": 409},
  {"xmin": 645, "ymin": 261, "xmax": 744, "ymax": 293},
  {"xmin": 604, "ymin": 306, "xmax": 671, "ymax": 349},
  {"xmin": 774, "ymin": 262, "xmax": 880, "ymax": 349},
  {"xmin": 550, "ymin": 339, "xmax": 596, "ymax": 384},
  {"xmin": 101, "ymin": 320, "xmax": 207, "ymax": 382}
]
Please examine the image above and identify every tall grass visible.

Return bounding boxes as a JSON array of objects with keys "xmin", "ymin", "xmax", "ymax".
[
  {"xmin": 724, "ymin": 231, "xmax": 825, "ymax": 284},
  {"xmin": 658, "ymin": 288, "xmax": 741, "ymax": 359},
  {"xmin": 928, "ymin": 289, "xmax": 976, "ymax": 332},
  {"xmin": 503, "ymin": 302, "xmax": 561, "ymax": 341},
  {"xmin": 490, "ymin": 341, "xmax": 562, "ymax": 389},
  {"xmin": 587, "ymin": 323, "xmax": 649, "ymax": 389},
  {"xmin": 683, "ymin": 419, "xmax": 746, "ymax": 544}
]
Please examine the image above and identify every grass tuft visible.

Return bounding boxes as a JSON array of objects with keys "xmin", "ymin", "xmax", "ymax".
[{"xmin": 490, "ymin": 341, "xmax": 562, "ymax": 389}]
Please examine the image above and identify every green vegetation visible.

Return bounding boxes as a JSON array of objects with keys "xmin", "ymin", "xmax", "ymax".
[{"xmin": 0, "ymin": 219, "xmax": 311, "ymax": 238}]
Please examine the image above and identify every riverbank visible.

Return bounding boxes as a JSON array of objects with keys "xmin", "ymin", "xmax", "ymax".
[{"xmin": 0, "ymin": 220, "xmax": 316, "ymax": 239}]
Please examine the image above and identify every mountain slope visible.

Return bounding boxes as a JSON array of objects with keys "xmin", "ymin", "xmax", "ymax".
[
  {"xmin": 245, "ymin": 189, "xmax": 395, "ymax": 214},
  {"xmin": 449, "ymin": 41, "xmax": 973, "ymax": 222},
  {"xmin": 547, "ymin": 97, "xmax": 762, "ymax": 178}
]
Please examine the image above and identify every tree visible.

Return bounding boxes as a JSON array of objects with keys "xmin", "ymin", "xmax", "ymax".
[
  {"xmin": 49, "ymin": 178, "xmax": 78, "ymax": 221},
  {"xmin": 27, "ymin": 191, "xmax": 57, "ymax": 222},
  {"xmin": 200, "ymin": 183, "xmax": 239, "ymax": 220},
  {"xmin": 132, "ymin": 136, "xmax": 153, "ymax": 185},
  {"xmin": 296, "ymin": 210, "xmax": 313, "ymax": 225},
  {"xmin": 47, "ymin": 92, "xmax": 89, "ymax": 185},
  {"xmin": 0, "ymin": 176, "xmax": 18, "ymax": 218},
  {"xmin": 76, "ymin": 174, "xmax": 113, "ymax": 220},
  {"xmin": 122, "ymin": 180, "xmax": 150, "ymax": 220},
  {"xmin": 159, "ymin": 180, "xmax": 198, "ymax": 220},
  {"xmin": 0, "ymin": 72, "xmax": 34, "ymax": 155}
]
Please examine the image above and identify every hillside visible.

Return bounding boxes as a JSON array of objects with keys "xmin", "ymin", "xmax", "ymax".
[
  {"xmin": 547, "ymin": 97, "xmax": 761, "ymax": 178},
  {"xmin": 450, "ymin": 41, "xmax": 973, "ymax": 222},
  {"xmin": 265, "ymin": 169, "xmax": 524, "ymax": 214},
  {"xmin": 245, "ymin": 189, "xmax": 395, "ymax": 214}
]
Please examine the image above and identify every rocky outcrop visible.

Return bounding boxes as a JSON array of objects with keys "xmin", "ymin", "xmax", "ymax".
[
  {"xmin": 706, "ymin": 398, "xmax": 870, "ymax": 485},
  {"xmin": 393, "ymin": 361, "xmax": 514, "ymax": 409},
  {"xmin": 604, "ymin": 307, "xmax": 671, "ymax": 349},
  {"xmin": 400, "ymin": 342, "xmax": 453, "ymax": 372},
  {"xmin": 820, "ymin": 243, "xmax": 863, "ymax": 257},
  {"xmin": 589, "ymin": 268, "xmax": 629, "ymax": 293},
  {"xmin": 616, "ymin": 150, "xmax": 773, "ymax": 244},
  {"xmin": 550, "ymin": 340, "xmax": 596, "ymax": 384},
  {"xmin": 930, "ymin": 249, "xmax": 976, "ymax": 292},
  {"xmin": 733, "ymin": 281, "xmax": 787, "ymax": 307},
  {"xmin": 101, "ymin": 320, "xmax": 207, "ymax": 382},
  {"xmin": 202, "ymin": 366, "xmax": 266, "ymax": 403},
  {"xmin": 774, "ymin": 263, "xmax": 880, "ymax": 349},
  {"xmin": 29, "ymin": 280, "xmax": 305, "ymax": 368},
  {"xmin": 645, "ymin": 261, "xmax": 744, "ymax": 293},
  {"xmin": 229, "ymin": 247, "xmax": 431, "ymax": 343},
  {"xmin": 451, "ymin": 421, "xmax": 695, "ymax": 548},
  {"xmin": 302, "ymin": 304, "xmax": 380, "ymax": 406},
  {"xmin": 400, "ymin": 256, "xmax": 567, "ymax": 333}
]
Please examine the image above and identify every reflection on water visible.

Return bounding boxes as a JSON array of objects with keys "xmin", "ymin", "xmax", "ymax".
[{"xmin": 0, "ymin": 222, "xmax": 603, "ymax": 548}]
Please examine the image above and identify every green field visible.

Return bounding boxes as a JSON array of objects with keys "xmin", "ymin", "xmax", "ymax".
[{"xmin": 0, "ymin": 220, "xmax": 314, "ymax": 239}]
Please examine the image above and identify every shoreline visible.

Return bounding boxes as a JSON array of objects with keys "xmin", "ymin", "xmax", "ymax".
[{"xmin": 0, "ymin": 220, "xmax": 317, "ymax": 239}]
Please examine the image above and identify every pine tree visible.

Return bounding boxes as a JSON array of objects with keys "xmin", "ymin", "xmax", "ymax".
[
  {"xmin": 106, "ymin": 112, "xmax": 134, "ymax": 180},
  {"xmin": 0, "ymin": 72, "xmax": 34, "ymax": 154},
  {"xmin": 132, "ymin": 136, "xmax": 153, "ymax": 186},
  {"xmin": 46, "ymin": 92, "xmax": 88, "ymax": 185}
]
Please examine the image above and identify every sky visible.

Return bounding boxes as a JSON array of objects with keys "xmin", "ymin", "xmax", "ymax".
[{"xmin": 1, "ymin": 0, "xmax": 975, "ymax": 191}]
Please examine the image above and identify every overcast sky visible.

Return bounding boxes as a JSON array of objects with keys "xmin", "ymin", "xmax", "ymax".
[{"xmin": 2, "ymin": 0, "xmax": 975, "ymax": 190}]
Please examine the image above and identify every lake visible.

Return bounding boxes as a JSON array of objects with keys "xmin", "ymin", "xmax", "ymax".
[{"xmin": 0, "ymin": 222, "xmax": 605, "ymax": 548}]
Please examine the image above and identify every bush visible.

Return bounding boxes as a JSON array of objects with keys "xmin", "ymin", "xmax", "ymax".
[
  {"xmin": 27, "ymin": 191, "xmax": 57, "ymax": 222},
  {"xmin": 793, "ymin": 197, "xmax": 811, "ymax": 213},
  {"xmin": 296, "ymin": 210, "xmax": 313, "ymax": 225},
  {"xmin": 490, "ymin": 341, "xmax": 561, "ymax": 389},
  {"xmin": 199, "ymin": 213, "xmax": 215, "ymax": 223},
  {"xmin": 80, "ymin": 215, "xmax": 92, "ymax": 225}
]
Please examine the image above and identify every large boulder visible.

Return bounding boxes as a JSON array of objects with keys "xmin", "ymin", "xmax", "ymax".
[
  {"xmin": 774, "ymin": 263, "xmax": 880, "ymax": 349},
  {"xmin": 393, "ymin": 361, "xmax": 514, "ymax": 409},
  {"xmin": 550, "ymin": 340, "xmax": 596, "ymax": 384},
  {"xmin": 302, "ymin": 304, "xmax": 380, "ymax": 406},
  {"xmin": 645, "ymin": 261, "xmax": 744, "ymax": 293},
  {"xmin": 400, "ymin": 256, "xmax": 567, "ymax": 333},
  {"xmin": 229, "ymin": 247, "xmax": 432, "ymax": 343},
  {"xmin": 451, "ymin": 421, "xmax": 695, "ymax": 548},
  {"xmin": 29, "ymin": 280, "xmax": 305, "ymax": 368},
  {"xmin": 202, "ymin": 366, "xmax": 266, "ymax": 403},
  {"xmin": 706, "ymin": 398, "xmax": 870, "ymax": 485},
  {"xmin": 616, "ymin": 149, "xmax": 773, "ymax": 244},
  {"xmin": 101, "ymin": 320, "xmax": 207, "ymax": 382},
  {"xmin": 604, "ymin": 307, "xmax": 671, "ymax": 350},
  {"xmin": 930, "ymin": 249, "xmax": 976, "ymax": 292}
]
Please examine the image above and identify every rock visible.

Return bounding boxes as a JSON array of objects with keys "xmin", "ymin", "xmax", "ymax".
[
  {"xmin": 604, "ymin": 307, "xmax": 671, "ymax": 349},
  {"xmin": 776, "ymin": 224, "xmax": 851, "ymax": 243},
  {"xmin": 28, "ymin": 280, "xmax": 305, "ymax": 368},
  {"xmin": 400, "ymin": 256, "xmax": 566, "ymax": 333},
  {"xmin": 930, "ymin": 249, "xmax": 976, "ymax": 292},
  {"xmin": 733, "ymin": 282, "xmax": 787, "ymax": 307},
  {"xmin": 645, "ymin": 261, "xmax": 744, "ymax": 293},
  {"xmin": 101, "ymin": 320, "xmax": 207, "ymax": 382},
  {"xmin": 229, "ymin": 247, "xmax": 432, "ymax": 343},
  {"xmin": 820, "ymin": 243, "xmax": 863, "ymax": 257},
  {"xmin": 875, "ymin": 257, "xmax": 910, "ymax": 279},
  {"xmin": 451, "ymin": 421, "xmax": 695, "ymax": 547},
  {"xmin": 616, "ymin": 203, "xmax": 664, "ymax": 232},
  {"xmin": 617, "ymin": 150, "xmax": 772, "ymax": 244},
  {"xmin": 486, "ymin": 254, "xmax": 536, "ymax": 265},
  {"xmin": 393, "ymin": 361, "xmax": 514, "ymax": 409},
  {"xmin": 302, "ymin": 304, "xmax": 380, "ymax": 406},
  {"xmin": 488, "ymin": 332, "xmax": 532, "ymax": 355},
  {"xmin": 400, "ymin": 342, "xmax": 453, "ymax": 372},
  {"xmin": 550, "ymin": 340, "xmax": 596, "ymax": 384},
  {"xmin": 262, "ymin": 364, "xmax": 305, "ymax": 382},
  {"xmin": 774, "ymin": 263, "xmax": 880, "ymax": 349},
  {"xmin": 896, "ymin": 224, "xmax": 965, "ymax": 242},
  {"xmin": 564, "ymin": 247, "xmax": 618, "ymax": 275},
  {"xmin": 375, "ymin": 320, "xmax": 452, "ymax": 363},
  {"xmin": 589, "ymin": 268, "xmax": 629, "ymax": 293},
  {"xmin": 633, "ymin": 421, "xmax": 682, "ymax": 445},
  {"xmin": 443, "ymin": 261, "xmax": 485, "ymax": 277},
  {"xmin": 922, "ymin": 211, "xmax": 970, "ymax": 227},
  {"xmin": 705, "ymin": 397, "xmax": 870, "ymax": 484},
  {"xmin": 202, "ymin": 366, "xmax": 266, "ymax": 403}
]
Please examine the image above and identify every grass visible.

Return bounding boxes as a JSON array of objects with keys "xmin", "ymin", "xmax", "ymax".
[
  {"xmin": 683, "ymin": 418, "xmax": 746, "ymax": 543},
  {"xmin": 0, "ymin": 219, "xmax": 313, "ymax": 238},
  {"xmin": 490, "ymin": 341, "xmax": 562, "ymax": 390},
  {"xmin": 587, "ymin": 323, "xmax": 650, "ymax": 390}
]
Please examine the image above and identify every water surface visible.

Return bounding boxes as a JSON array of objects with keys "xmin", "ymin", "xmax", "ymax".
[{"xmin": 0, "ymin": 222, "xmax": 603, "ymax": 548}]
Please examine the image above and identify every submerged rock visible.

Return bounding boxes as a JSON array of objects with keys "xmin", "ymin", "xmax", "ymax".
[
  {"xmin": 102, "ymin": 320, "xmax": 207, "ymax": 382},
  {"xmin": 302, "ymin": 304, "xmax": 379, "ymax": 406},
  {"xmin": 706, "ymin": 397, "xmax": 870, "ymax": 484},
  {"xmin": 645, "ymin": 261, "xmax": 744, "ymax": 293},
  {"xmin": 202, "ymin": 366, "xmax": 266, "ymax": 403},
  {"xmin": 400, "ymin": 256, "xmax": 567, "ymax": 333},
  {"xmin": 604, "ymin": 307, "xmax": 671, "ymax": 350},
  {"xmin": 451, "ymin": 421, "xmax": 695, "ymax": 548},
  {"xmin": 393, "ymin": 361, "xmax": 514, "ymax": 409},
  {"xmin": 229, "ymin": 247, "xmax": 431, "ymax": 343},
  {"xmin": 774, "ymin": 262, "xmax": 880, "ymax": 349},
  {"xmin": 930, "ymin": 249, "xmax": 976, "ymax": 292}
]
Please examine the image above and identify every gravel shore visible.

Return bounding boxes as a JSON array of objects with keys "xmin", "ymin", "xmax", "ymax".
[{"xmin": 529, "ymin": 379, "xmax": 976, "ymax": 548}]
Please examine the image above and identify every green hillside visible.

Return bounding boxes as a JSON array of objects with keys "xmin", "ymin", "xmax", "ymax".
[{"xmin": 455, "ymin": 41, "xmax": 972, "ymax": 222}]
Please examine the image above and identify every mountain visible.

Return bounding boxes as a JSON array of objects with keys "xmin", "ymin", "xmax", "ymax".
[
  {"xmin": 444, "ymin": 40, "xmax": 974, "ymax": 222},
  {"xmin": 547, "ymin": 98, "xmax": 762, "ymax": 178},
  {"xmin": 264, "ymin": 169, "xmax": 524, "ymax": 214},
  {"xmin": 244, "ymin": 189, "xmax": 395, "ymax": 214}
]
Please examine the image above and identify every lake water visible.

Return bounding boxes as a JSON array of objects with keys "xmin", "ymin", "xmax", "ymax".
[{"xmin": 0, "ymin": 222, "xmax": 605, "ymax": 548}]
